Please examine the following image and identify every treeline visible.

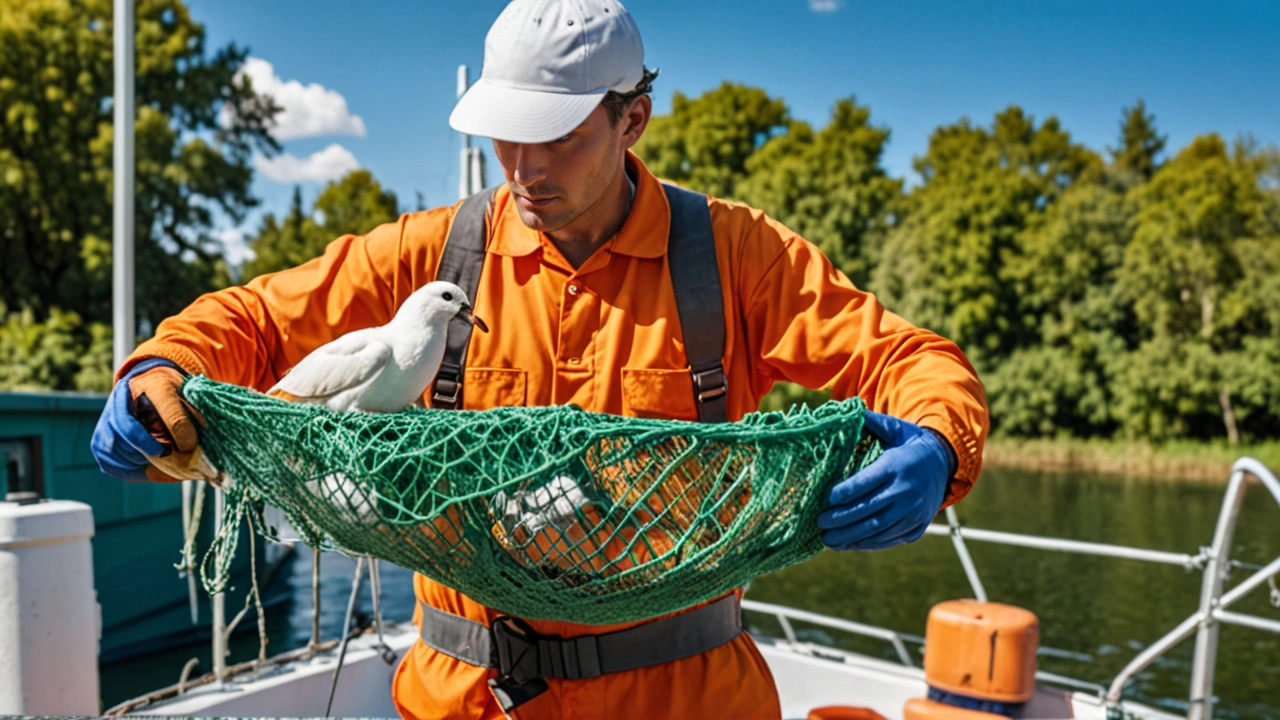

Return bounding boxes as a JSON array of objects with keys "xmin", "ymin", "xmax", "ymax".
[
  {"xmin": 1, "ymin": 0, "xmax": 276, "ymax": 391},
  {"xmin": 634, "ymin": 85, "xmax": 1280, "ymax": 444},
  {"xmin": 3, "ymin": 1, "xmax": 1277, "ymax": 444},
  {"xmin": 0, "ymin": 0, "xmax": 401, "ymax": 392}
]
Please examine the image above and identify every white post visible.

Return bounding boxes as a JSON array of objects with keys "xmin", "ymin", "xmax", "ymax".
[
  {"xmin": 181, "ymin": 481, "xmax": 197, "ymax": 625},
  {"xmin": 457, "ymin": 65, "xmax": 472, "ymax": 201},
  {"xmin": 112, "ymin": 0, "xmax": 136, "ymax": 370},
  {"xmin": 0, "ymin": 500, "xmax": 100, "ymax": 714},
  {"xmin": 211, "ymin": 488, "xmax": 226, "ymax": 683}
]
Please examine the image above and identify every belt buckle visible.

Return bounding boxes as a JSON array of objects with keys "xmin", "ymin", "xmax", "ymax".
[
  {"xmin": 491, "ymin": 615, "xmax": 541, "ymax": 685},
  {"xmin": 488, "ymin": 616, "xmax": 550, "ymax": 713}
]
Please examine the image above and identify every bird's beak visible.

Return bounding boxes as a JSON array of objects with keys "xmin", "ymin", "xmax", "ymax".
[{"xmin": 460, "ymin": 303, "xmax": 489, "ymax": 333}]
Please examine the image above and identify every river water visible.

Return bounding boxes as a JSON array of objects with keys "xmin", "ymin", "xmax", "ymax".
[{"xmin": 100, "ymin": 467, "xmax": 1280, "ymax": 717}]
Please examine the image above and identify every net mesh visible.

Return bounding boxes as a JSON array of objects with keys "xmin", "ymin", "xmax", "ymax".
[{"xmin": 183, "ymin": 375, "xmax": 883, "ymax": 625}]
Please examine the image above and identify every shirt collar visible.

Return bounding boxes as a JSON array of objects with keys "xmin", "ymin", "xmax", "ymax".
[{"xmin": 488, "ymin": 151, "xmax": 671, "ymax": 259}]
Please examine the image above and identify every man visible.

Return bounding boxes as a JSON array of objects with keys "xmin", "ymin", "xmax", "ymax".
[{"xmin": 91, "ymin": 0, "xmax": 988, "ymax": 717}]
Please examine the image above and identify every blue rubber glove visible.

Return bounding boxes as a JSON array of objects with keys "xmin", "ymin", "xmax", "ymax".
[
  {"xmin": 90, "ymin": 358, "xmax": 182, "ymax": 480},
  {"xmin": 818, "ymin": 411, "xmax": 957, "ymax": 551}
]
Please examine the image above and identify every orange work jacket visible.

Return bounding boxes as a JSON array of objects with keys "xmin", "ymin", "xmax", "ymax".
[{"xmin": 124, "ymin": 151, "xmax": 989, "ymax": 719}]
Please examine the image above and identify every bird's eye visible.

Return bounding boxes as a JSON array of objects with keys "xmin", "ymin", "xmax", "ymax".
[{"xmin": 442, "ymin": 292, "xmax": 454, "ymax": 302}]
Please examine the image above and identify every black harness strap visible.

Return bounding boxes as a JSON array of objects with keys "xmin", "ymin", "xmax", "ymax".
[
  {"xmin": 430, "ymin": 183, "xmax": 727, "ymax": 424},
  {"xmin": 431, "ymin": 187, "xmax": 496, "ymax": 409},
  {"xmin": 662, "ymin": 183, "xmax": 728, "ymax": 424}
]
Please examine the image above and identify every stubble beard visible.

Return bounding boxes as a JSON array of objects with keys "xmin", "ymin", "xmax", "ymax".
[{"xmin": 510, "ymin": 142, "xmax": 621, "ymax": 236}]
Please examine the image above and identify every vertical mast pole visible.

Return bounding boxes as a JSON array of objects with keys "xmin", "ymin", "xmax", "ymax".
[{"xmin": 112, "ymin": 0, "xmax": 136, "ymax": 369}]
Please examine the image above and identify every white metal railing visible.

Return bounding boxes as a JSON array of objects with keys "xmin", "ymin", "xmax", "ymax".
[
  {"xmin": 1106, "ymin": 457, "xmax": 1280, "ymax": 719},
  {"xmin": 740, "ymin": 598, "xmax": 1111, "ymax": 696},
  {"xmin": 742, "ymin": 598, "xmax": 917, "ymax": 666},
  {"xmin": 745, "ymin": 457, "xmax": 1280, "ymax": 720}
]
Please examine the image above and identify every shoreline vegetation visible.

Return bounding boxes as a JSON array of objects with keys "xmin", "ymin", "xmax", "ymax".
[{"xmin": 983, "ymin": 437, "xmax": 1280, "ymax": 482}]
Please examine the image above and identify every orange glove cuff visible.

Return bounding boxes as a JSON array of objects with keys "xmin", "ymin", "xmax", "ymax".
[{"xmin": 128, "ymin": 366, "xmax": 206, "ymax": 454}]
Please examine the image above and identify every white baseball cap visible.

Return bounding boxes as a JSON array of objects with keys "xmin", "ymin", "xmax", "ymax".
[{"xmin": 449, "ymin": 0, "xmax": 645, "ymax": 144}]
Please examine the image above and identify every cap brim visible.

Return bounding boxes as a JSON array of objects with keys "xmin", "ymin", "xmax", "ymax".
[{"xmin": 449, "ymin": 79, "xmax": 606, "ymax": 144}]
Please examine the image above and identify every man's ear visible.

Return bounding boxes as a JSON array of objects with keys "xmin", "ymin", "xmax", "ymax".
[{"xmin": 620, "ymin": 95, "xmax": 652, "ymax": 150}]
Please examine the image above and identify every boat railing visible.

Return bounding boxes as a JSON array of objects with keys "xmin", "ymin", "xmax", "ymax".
[
  {"xmin": 745, "ymin": 456, "xmax": 1280, "ymax": 720},
  {"xmin": 742, "ymin": 598, "xmax": 919, "ymax": 667},
  {"xmin": 739, "ymin": 599, "xmax": 1110, "ymax": 697}
]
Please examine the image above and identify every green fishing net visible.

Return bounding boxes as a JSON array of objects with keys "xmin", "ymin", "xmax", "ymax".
[{"xmin": 183, "ymin": 375, "xmax": 883, "ymax": 625}]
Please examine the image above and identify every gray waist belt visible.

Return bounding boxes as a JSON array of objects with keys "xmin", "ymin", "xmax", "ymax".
[{"xmin": 417, "ymin": 594, "xmax": 743, "ymax": 712}]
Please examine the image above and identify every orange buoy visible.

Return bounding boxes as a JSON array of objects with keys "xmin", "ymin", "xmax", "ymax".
[
  {"xmin": 807, "ymin": 706, "xmax": 890, "ymax": 720},
  {"xmin": 921, "ymin": 599, "xmax": 1039, "ymax": 704},
  {"xmin": 902, "ymin": 697, "xmax": 1009, "ymax": 720}
]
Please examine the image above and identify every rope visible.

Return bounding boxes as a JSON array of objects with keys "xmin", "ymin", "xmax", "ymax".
[
  {"xmin": 177, "ymin": 480, "xmax": 205, "ymax": 622},
  {"xmin": 248, "ymin": 512, "xmax": 269, "ymax": 665}
]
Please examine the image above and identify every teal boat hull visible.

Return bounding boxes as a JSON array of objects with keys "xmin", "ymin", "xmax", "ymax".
[{"xmin": 0, "ymin": 391, "xmax": 292, "ymax": 663}]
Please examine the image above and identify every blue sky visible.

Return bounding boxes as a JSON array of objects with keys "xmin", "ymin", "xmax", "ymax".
[{"xmin": 191, "ymin": 0, "xmax": 1280, "ymax": 263}]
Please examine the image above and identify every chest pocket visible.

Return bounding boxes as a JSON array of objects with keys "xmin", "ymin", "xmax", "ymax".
[
  {"xmin": 621, "ymin": 368, "xmax": 699, "ymax": 421},
  {"xmin": 460, "ymin": 368, "xmax": 527, "ymax": 410}
]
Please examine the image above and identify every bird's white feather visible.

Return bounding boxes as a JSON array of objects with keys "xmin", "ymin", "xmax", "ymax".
[{"xmin": 268, "ymin": 329, "xmax": 393, "ymax": 403}]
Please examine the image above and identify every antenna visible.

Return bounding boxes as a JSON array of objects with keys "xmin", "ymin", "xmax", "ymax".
[
  {"xmin": 456, "ymin": 65, "xmax": 486, "ymax": 200},
  {"xmin": 457, "ymin": 66, "xmax": 471, "ymax": 201}
]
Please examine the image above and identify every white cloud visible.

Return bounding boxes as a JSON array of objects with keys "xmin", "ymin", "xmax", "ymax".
[
  {"xmin": 809, "ymin": 0, "xmax": 843, "ymax": 12},
  {"xmin": 232, "ymin": 57, "xmax": 367, "ymax": 141},
  {"xmin": 255, "ymin": 144, "xmax": 361, "ymax": 184},
  {"xmin": 215, "ymin": 227, "xmax": 252, "ymax": 267}
]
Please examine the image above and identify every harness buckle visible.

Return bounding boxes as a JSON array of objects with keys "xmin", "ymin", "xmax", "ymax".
[
  {"xmin": 488, "ymin": 616, "xmax": 550, "ymax": 712},
  {"xmin": 431, "ymin": 362, "xmax": 463, "ymax": 407},
  {"xmin": 691, "ymin": 364, "xmax": 727, "ymax": 403},
  {"xmin": 491, "ymin": 615, "xmax": 541, "ymax": 684}
]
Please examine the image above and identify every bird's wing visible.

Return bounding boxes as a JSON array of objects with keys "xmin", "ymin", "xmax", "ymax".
[{"xmin": 268, "ymin": 331, "xmax": 394, "ymax": 402}]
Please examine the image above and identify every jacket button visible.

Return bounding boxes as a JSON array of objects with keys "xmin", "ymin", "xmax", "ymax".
[{"xmin": 567, "ymin": 284, "xmax": 580, "ymax": 296}]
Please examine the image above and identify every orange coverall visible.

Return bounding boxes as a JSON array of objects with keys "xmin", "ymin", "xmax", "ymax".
[{"xmin": 123, "ymin": 151, "xmax": 988, "ymax": 719}]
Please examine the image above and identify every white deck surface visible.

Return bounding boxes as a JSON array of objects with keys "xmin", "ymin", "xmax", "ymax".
[{"xmin": 124, "ymin": 624, "xmax": 1181, "ymax": 720}]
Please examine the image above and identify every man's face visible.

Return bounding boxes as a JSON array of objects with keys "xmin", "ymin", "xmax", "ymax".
[{"xmin": 492, "ymin": 98, "xmax": 649, "ymax": 235}]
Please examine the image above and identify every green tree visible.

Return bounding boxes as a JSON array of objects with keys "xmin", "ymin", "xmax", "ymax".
[
  {"xmin": 1109, "ymin": 337, "xmax": 1224, "ymax": 442},
  {"xmin": 735, "ymin": 98, "xmax": 903, "ymax": 286},
  {"xmin": 1119, "ymin": 136, "xmax": 1269, "ymax": 342},
  {"xmin": 1117, "ymin": 135, "xmax": 1279, "ymax": 442},
  {"xmin": 0, "ymin": 304, "xmax": 113, "ymax": 392},
  {"xmin": 984, "ymin": 346, "xmax": 1109, "ymax": 437},
  {"xmin": 242, "ymin": 169, "xmax": 399, "ymax": 281},
  {"xmin": 874, "ymin": 107, "xmax": 1101, "ymax": 368},
  {"xmin": 1227, "ymin": 336, "xmax": 1280, "ymax": 439},
  {"xmin": 0, "ymin": 0, "xmax": 278, "ymax": 328},
  {"xmin": 988, "ymin": 172, "xmax": 1137, "ymax": 437},
  {"xmin": 634, "ymin": 82, "xmax": 789, "ymax": 198},
  {"xmin": 312, "ymin": 169, "xmax": 399, "ymax": 241},
  {"xmin": 1109, "ymin": 99, "xmax": 1166, "ymax": 182}
]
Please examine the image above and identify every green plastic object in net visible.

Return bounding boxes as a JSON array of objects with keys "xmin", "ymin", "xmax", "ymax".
[{"xmin": 183, "ymin": 375, "xmax": 884, "ymax": 625}]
